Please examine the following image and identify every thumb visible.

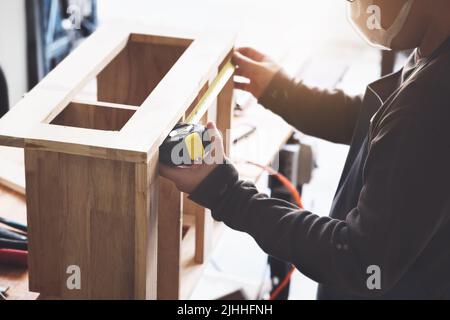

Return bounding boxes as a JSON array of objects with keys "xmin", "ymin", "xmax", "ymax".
[
  {"xmin": 206, "ymin": 122, "xmax": 216, "ymax": 130},
  {"xmin": 206, "ymin": 122, "xmax": 223, "ymax": 143}
]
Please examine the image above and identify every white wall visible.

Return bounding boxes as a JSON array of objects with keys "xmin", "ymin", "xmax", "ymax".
[{"xmin": 0, "ymin": 0, "xmax": 27, "ymax": 107}]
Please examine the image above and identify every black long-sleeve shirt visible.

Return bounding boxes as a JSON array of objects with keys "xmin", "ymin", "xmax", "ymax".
[{"xmin": 189, "ymin": 38, "xmax": 450, "ymax": 299}]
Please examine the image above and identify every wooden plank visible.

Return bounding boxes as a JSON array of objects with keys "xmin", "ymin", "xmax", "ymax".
[
  {"xmin": 119, "ymin": 31, "xmax": 235, "ymax": 155},
  {"xmin": 24, "ymin": 130, "xmax": 147, "ymax": 163},
  {"xmin": 134, "ymin": 153, "xmax": 158, "ymax": 299},
  {"xmin": 98, "ymin": 40, "xmax": 189, "ymax": 106},
  {"xmin": 179, "ymin": 221, "xmax": 224, "ymax": 300},
  {"xmin": 216, "ymin": 64, "xmax": 235, "ymax": 156},
  {"xmin": 88, "ymin": 154, "xmax": 136, "ymax": 299},
  {"xmin": 71, "ymin": 99, "xmax": 139, "ymax": 111},
  {"xmin": 0, "ymin": 146, "xmax": 25, "ymax": 194},
  {"xmin": 0, "ymin": 23, "xmax": 236, "ymax": 301},
  {"xmin": 130, "ymin": 33, "xmax": 193, "ymax": 47},
  {"xmin": 24, "ymin": 149, "xmax": 63, "ymax": 296},
  {"xmin": 0, "ymin": 105, "xmax": 291, "ymax": 302},
  {"xmin": 0, "ymin": 23, "xmax": 235, "ymax": 162},
  {"xmin": 24, "ymin": 148, "xmax": 155, "ymax": 299},
  {"xmin": 0, "ymin": 25, "xmax": 131, "ymax": 148},
  {"xmin": 145, "ymin": 157, "xmax": 159, "ymax": 299},
  {"xmin": 183, "ymin": 195, "xmax": 213, "ymax": 264},
  {"xmin": 195, "ymin": 210, "xmax": 213, "ymax": 264},
  {"xmin": 157, "ymin": 177, "xmax": 182, "ymax": 299}
]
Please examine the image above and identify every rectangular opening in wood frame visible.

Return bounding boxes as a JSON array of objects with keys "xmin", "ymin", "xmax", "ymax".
[
  {"xmin": 50, "ymin": 34, "xmax": 193, "ymax": 132},
  {"xmin": 96, "ymin": 33, "xmax": 193, "ymax": 106},
  {"xmin": 50, "ymin": 102, "xmax": 137, "ymax": 131}
]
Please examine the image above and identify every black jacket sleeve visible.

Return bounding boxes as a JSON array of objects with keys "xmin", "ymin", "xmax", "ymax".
[
  {"xmin": 258, "ymin": 71, "xmax": 362, "ymax": 145},
  {"xmin": 189, "ymin": 105, "xmax": 450, "ymax": 297}
]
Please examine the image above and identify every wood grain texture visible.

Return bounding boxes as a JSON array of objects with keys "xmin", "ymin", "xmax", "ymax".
[
  {"xmin": 157, "ymin": 177, "xmax": 182, "ymax": 299},
  {"xmin": 24, "ymin": 148, "xmax": 157, "ymax": 299},
  {"xmin": 134, "ymin": 153, "xmax": 159, "ymax": 299},
  {"xmin": 183, "ymin": 195, "xmax": 213, "ymax": 264},
  {"xmin": 0, "ymin": 146, "xmax": 25, "ymax": 194},
  {"xmin": 216, "ymin": 61, "xmax": 235, "ymax": 156},
  {"xmin": 98, "ymin": 40, "xmax": 189, "ymax": 106},
  {"xmin": 0, "ymin": 23, "xmax": 235, "ymax": 161},
  {"xmin": 0, "ymin": 24, "xmax": 235, "ymax": 300}
]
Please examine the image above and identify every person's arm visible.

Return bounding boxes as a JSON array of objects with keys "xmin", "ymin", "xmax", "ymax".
[
  {"xmin": 232, "ymin": 47, "xmax": 362, "ymax": 145},
  {"xmin": 188, "ymin": 108, "xmax": 450, "ymax": 297},
  {"xmin": 258, "ymin": 70, "xmax": 362, "ymax": 145}
]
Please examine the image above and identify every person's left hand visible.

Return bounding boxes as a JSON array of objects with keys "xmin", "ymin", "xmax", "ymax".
[
  {"xmin": 232, "ymin": 47, "xmax": 280, "ymax": 99},
  {"xmin": 159, "ymin": 122, "xmax": 225, "ymax": 194}
]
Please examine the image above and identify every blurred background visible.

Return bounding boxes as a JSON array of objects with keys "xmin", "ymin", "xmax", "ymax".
[{"xmin": 0, "ymin": 0, "xmax": 403, "ymax": 299}]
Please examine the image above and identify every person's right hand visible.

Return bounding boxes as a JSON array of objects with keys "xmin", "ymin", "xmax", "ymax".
[{"xmin": 232, "ymin": 47, "xmax": 281, "ymax": 99}]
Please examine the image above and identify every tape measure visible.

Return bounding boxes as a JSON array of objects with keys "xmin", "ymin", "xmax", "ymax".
[{"xmin": 159, "ymin": 61, "xmax": 235, "ymax": 166}]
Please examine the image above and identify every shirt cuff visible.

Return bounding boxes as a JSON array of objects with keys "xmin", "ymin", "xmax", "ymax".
[
  {"xmin": 258, "ymin": 70, "xmax": 297, "ymax": 112},
  {"xmin": 188, "ymin": 163, "xmax": 239, "ymax": 210}
]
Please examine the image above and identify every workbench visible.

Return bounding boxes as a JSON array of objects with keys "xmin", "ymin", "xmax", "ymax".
[{"xmin": 0, "ymin": 102, "xmax": 293, "ymax": 300}]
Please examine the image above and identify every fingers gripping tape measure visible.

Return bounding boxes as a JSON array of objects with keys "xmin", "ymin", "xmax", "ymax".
[{"xmin": 159, "ymin": 61, "xmax": 235, "ymax": 166}]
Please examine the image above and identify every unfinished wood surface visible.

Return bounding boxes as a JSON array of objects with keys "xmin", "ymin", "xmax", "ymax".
[
  {"xmin": 0, "ymin": 22, "xmax": 235, "ymax": 300},
  {"xmin": 0, "ymin": 25, "xmax": 130, "ymax": 149},
  {"xmin": 24, "ymin": 148, "xmax": 157, "ymax": 299},
  {"xmin": 134, "ymin": 153, "xmax": 159, "ymax": 299},
  {"xmin": 0, "ymin": 103, "xmax": 293, "ymax": 301},
  {"xmin": 183, "ymin": 195, "xmax": 213, "ymax": 264},
  {"xmin": 216, "ymin": 61, "xmax": 235, "ymax": 156},
  {"xmin": 98, "ymin": 40, "xmax": 190, "ymax": 106},
  {"xmin": 179, "ymin": 220, "xmax": 225, "ymax": 300},
  {"xmin": 119, "ymin": 32, "xmax": 235, "ymax": 157},
  {"xmin": 0, "ymin": 146, "xmax": 25, "ymax": 194},
  {"xmin": 0, "ymin": 22, "xmax": 235, "ymax": 162},
  {"xmin": 157, "ymin": 177, "xmax": 182, "ymax": 299},
  {"xmin": 1, "ymin": 103, "xmax": 292, "ymax": 301}
]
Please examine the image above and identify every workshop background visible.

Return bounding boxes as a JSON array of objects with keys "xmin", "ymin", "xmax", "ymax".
[{"xmin": 0, "ymin": 0, "xmax": 400, "ymax": 299}]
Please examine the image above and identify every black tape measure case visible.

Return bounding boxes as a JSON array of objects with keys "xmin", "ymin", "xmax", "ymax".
[{"xmin": 159, "ymin": 123, "xmax": 212, "ymax": 166}]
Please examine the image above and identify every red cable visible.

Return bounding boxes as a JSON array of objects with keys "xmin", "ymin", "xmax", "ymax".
[
  {"xmin": 245, "ymin": 161, "xmax": 303, "ymax": 300},
  {"xmin": 0, "ymin": 249, "xmax": 28, "ymax": 267},
  {"xmin": 270, "ymin": 265, "xmax": 296, "ymax": 300}
]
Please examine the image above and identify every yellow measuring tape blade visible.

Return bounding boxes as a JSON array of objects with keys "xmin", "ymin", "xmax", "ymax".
[
  {"xmin": 184, "ymin": 132, "xmax": 204, "ymax": 161},
  {"xmin": 185, "ymin": 61, "xmax": 235, "ymax": 124}
]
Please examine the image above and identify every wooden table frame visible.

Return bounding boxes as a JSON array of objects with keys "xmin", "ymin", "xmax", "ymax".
[{"xmin": 0, "ymin": 22, "xmax": 235, "ymax": 299}]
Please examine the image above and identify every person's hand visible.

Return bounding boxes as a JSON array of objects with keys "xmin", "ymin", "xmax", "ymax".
[
  {"xmin": 159, "ymin": 122, "xmax": 225, "ymax": 194},
  {"xmin": 232, "ymin": 47, "xmax": 281, "ymax": 99}
]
